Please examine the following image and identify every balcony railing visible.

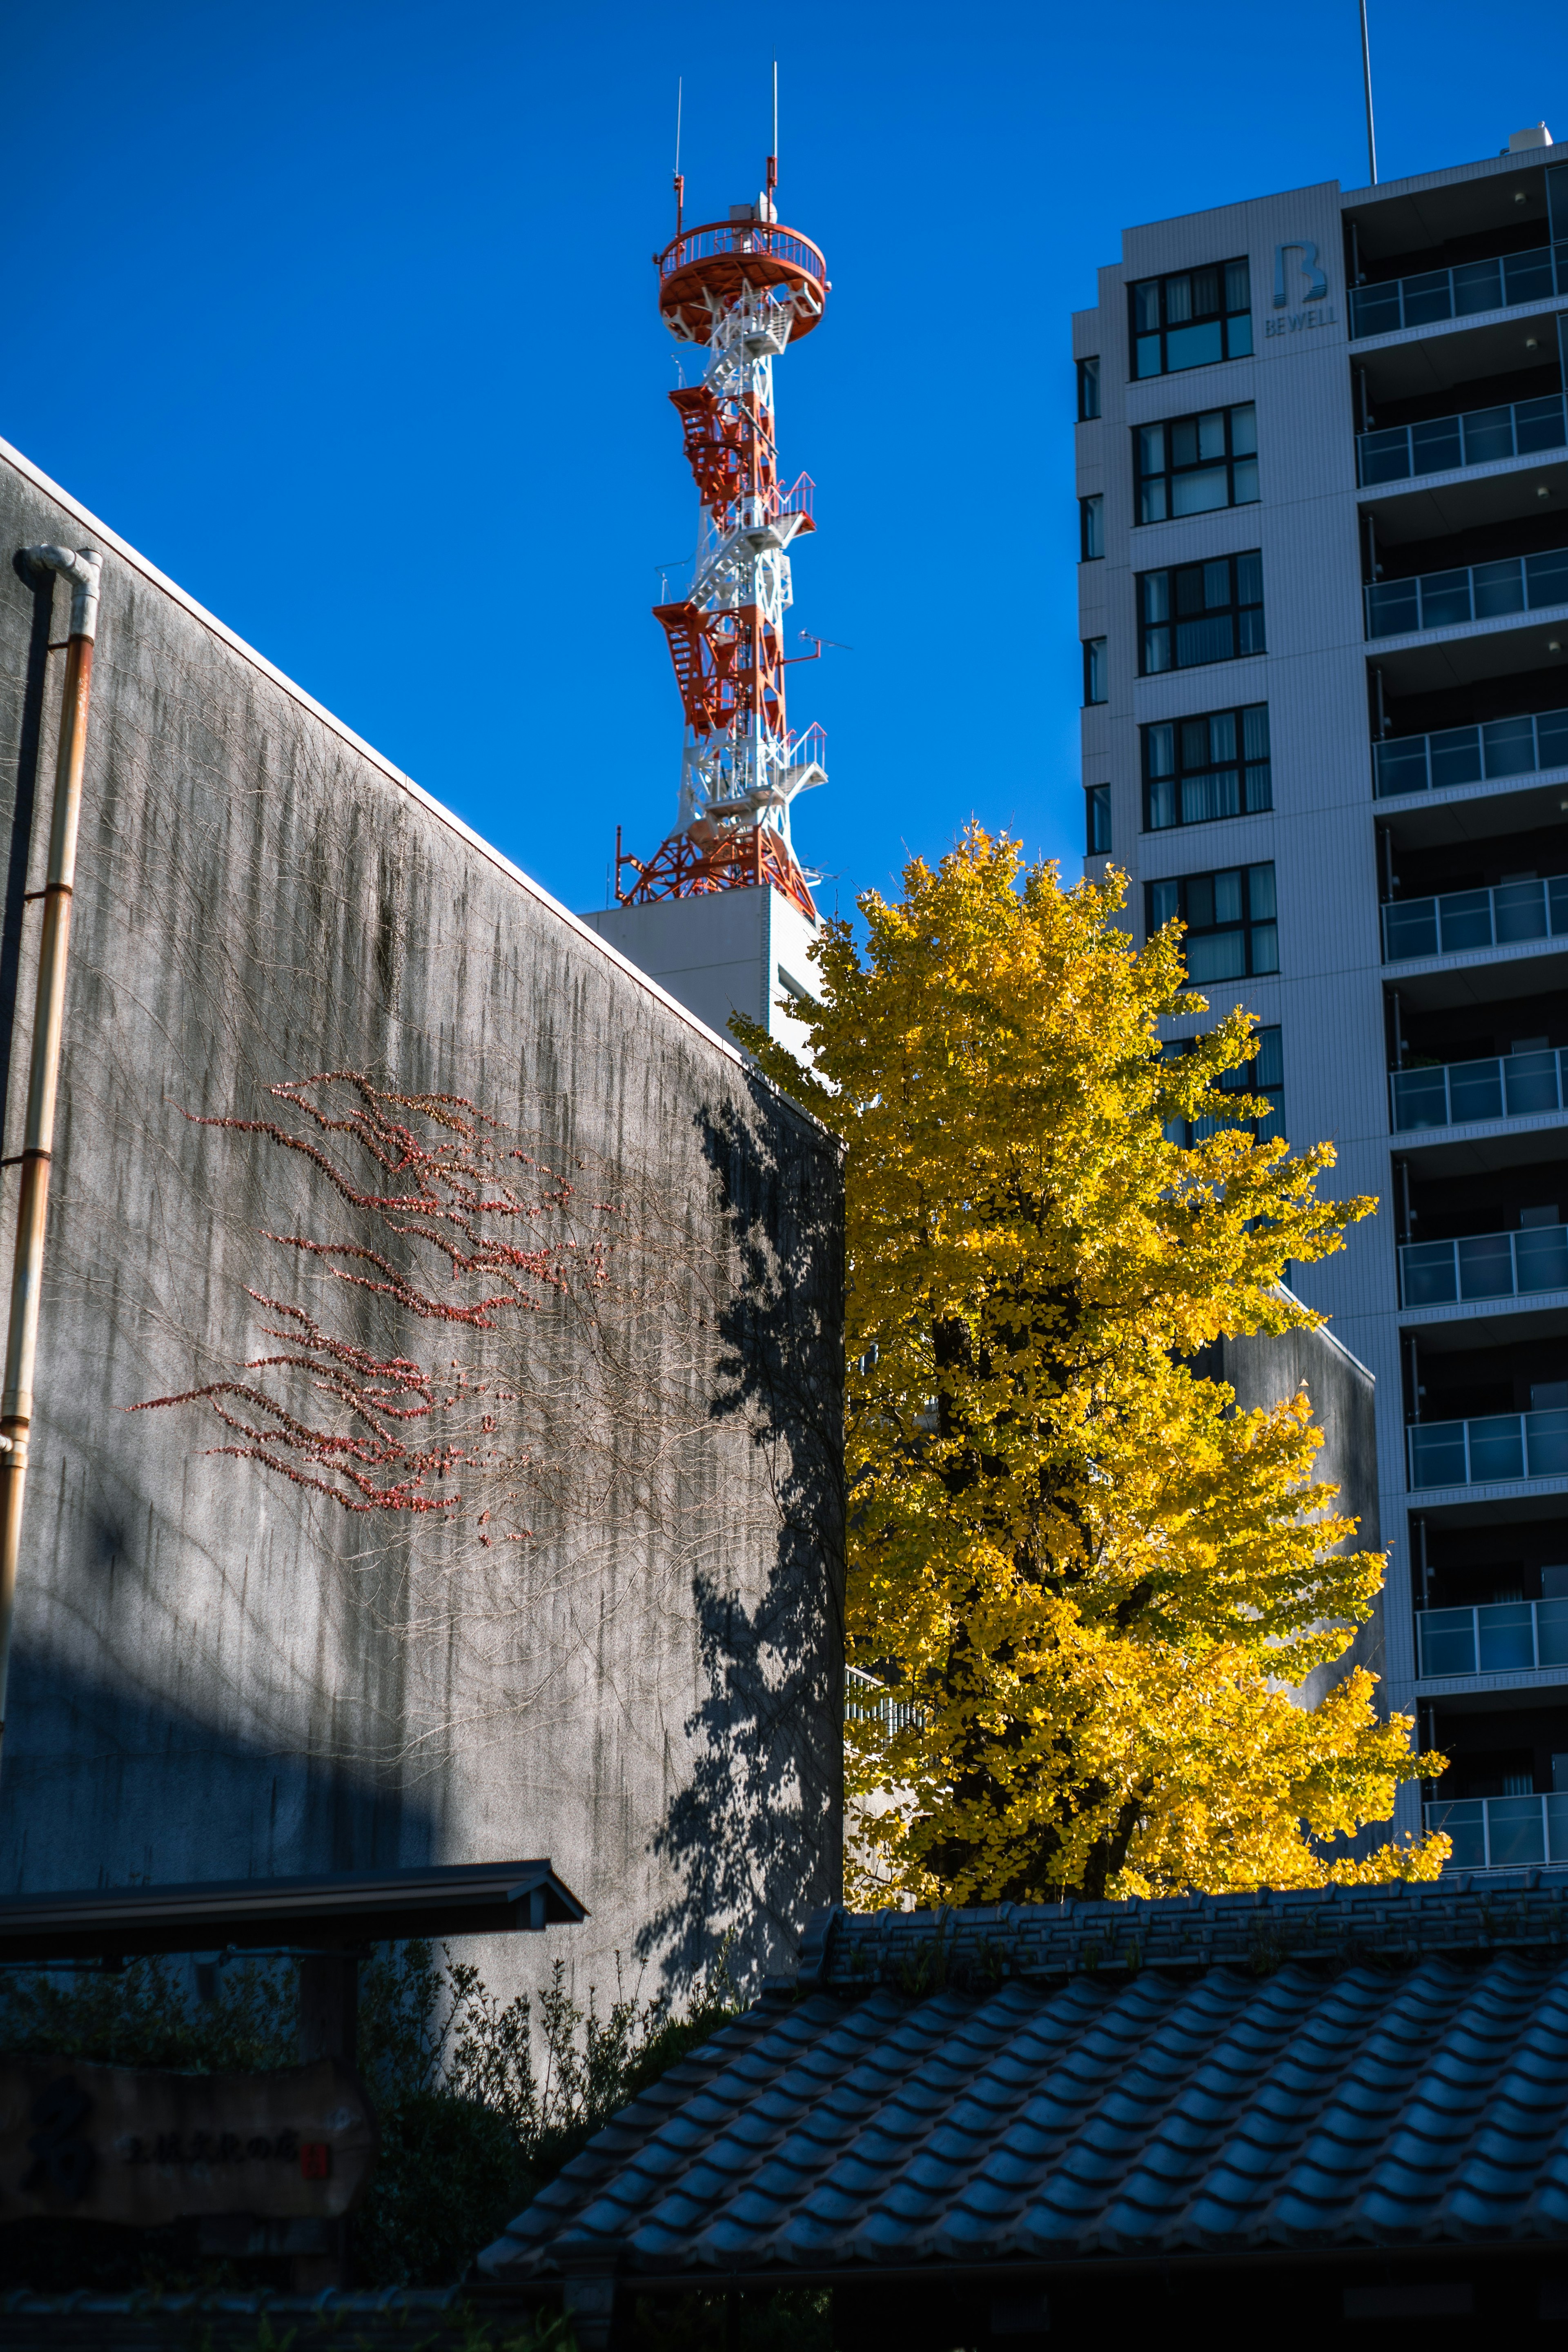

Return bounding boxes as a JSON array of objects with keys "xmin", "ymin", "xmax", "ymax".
[
  {"xmin": 1390, "ymin": 1045, "xmax": 1568, "ymax": 1132},
  {"xmin": 1356, "ymin": 392, "xmax": 1566, "ymax": 487},
  {"xmin": 1382, "ymin": 873, "xmax": 1568, "ymax": 962},
  {"xmin": 1417, "ymin": 1595, "xmax": 1568, "ymax": 1677},
  {"xmin": 1350, "ymin": 243, "xmax": 1568, "ymax": 339},
  {"xmin": 1374, "ymin": 705, "xmax": 1568, "ymax": 798},
  {"xmin": 1367, "ymin": 544, "xmax": 1568, "ymax": 639},
  {"xmin": 1401, "ymin": 1221, "xmax": 1568, "ymax": 1306},
  {"xmin": 844, "ymin": 1664, "xmax": 924, "ymax": 1735},
  {"xmin": 1425, "ymin": 1792, "xmax": 1568, "ymax": 1870},
  {"xmin": 1407, "ymin": 1405, "xmax": 1568, "ymax": 1489}
]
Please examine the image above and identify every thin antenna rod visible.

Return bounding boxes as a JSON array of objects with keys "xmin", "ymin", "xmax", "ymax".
[
  {"xmin": 1358, "ymin": 0, "xmax": 1378, "ymax": 185},
  {"xmin": 674, "ymin": 75, "xmax": 682, "ymax": 176},
  {"xmin": 766, "ymin": 59, "xmax": 779, "ymax": 214}
]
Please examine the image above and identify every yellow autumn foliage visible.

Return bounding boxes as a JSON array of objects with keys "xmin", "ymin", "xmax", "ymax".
[{"xmin": 735, "ymin": 827, "xmax": 1448, "ymax": 1905}]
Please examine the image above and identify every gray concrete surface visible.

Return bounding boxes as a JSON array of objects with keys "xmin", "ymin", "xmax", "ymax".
[{"xmin": 0, "ymin": 439, "xmax": 845, "ymax": 2000}]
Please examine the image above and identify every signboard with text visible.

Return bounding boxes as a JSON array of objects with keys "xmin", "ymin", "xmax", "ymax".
[{"xmin": 0, "ymin": 2056, "xmax": 377, "ymax": 2225}]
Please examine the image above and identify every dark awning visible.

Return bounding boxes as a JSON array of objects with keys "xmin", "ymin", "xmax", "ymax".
[{"xmin": 0, "ymin": 1858, "xmax": 587, "ymax": 1961}]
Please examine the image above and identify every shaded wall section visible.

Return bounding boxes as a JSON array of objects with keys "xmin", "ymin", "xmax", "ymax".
[{"xmin": 0, "ymin": 439, "xmax": 845, "ymax": 1995}]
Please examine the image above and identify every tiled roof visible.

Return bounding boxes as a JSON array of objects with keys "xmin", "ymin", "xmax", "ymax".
[{"xmin": 479, "ymin": 1874, "xmax": 1568, "ymax": 2287}]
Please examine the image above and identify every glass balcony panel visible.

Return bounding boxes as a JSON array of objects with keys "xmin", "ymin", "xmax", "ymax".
[
  {"xmin": 1549, "ymin": 1791, "xmax": 1568, "ymax": 1862},
  {"xmin": 1471, "ymin": 559, "xmax": 1527, "ymax": 618},
  {"xmin": 1526, "ymin": 548, "xmax": 1568, "ymax": 608},
  {"xmin": 1417, "ymin": 1609, "xmax": 1477, "ymax": 1676},
  {"xmin": 1375, "ymin": 737, "xmax": 1431, "ymax": 795},
  {"xmin": 1174, "ymin": 615, "xmax": 1234, "ymax": 667},
  {"xmin": 1551, "ymin": 878, "xmax": 1568, "ymax": 935},
  {"xmin": 1402, "ymin": 269, "xmax": 1455, "ymax": 325},
  {"xmin": 1527, "ymin": 1408, "xmax": 1568, "ymax": 1476},
  {"xmin": 1537, "ymin": 1599, "xmax": 1568, "ymax": 1668},
  {"xmin": 1456, "ymin": 1231, "xmax": 1516, "ymax": 1298},
  {"xmin": 1351, "ymin": 281, "xmax": 1403, "ymax": 336},
  {"xmin": 1486, "ymin": 1795, "xmax": 1546, "ymax": 1866},
  {"xmin": 1366, "ymin": 579, "xmax": 1420, "ymax": 637},
  {"xmin": 1448, "ymin": 1057, "xmax": 1505, "ymax": 1121},
  {"xmin": 1503, "ymin": 248, "xmax": 1555, "ymax": 304},
  {"xmin": 1467, "ymin": 1414, "xmax": 1526, "ymax": 1483},
  {"xmin": 1515, "ymin": 1224, "xmax": 1568, "ymax": 1291},
  {"xmin": 1359, "ymin": 428, "xmax": 1413, "ymax": 485},
  {"xmin": 1427, "ymin": 727, "xmax": 1483, "ymax": 789},
  {"xmin": 1419, "ymin": 570, "xmax": 1474, "ymax": 629},
  {"xmin": 1437, "ymin": 889, "xmax": 1495, "ymax": 951},
  {"xmin": 1383, "ymin": 900, "xmax": 1439, "ymax": 960},
  {"xmin": 1537, "ymin": 709, "xmax": 1568, "ymax": 771},
  {"xmin": 1409, "ymin": 1420, "xmax": 1470, "ymax": 1488},
  {"xmin": 1460, "ymin": 406, "xmax": 1515, "ymax": 465},
  {"xmin": 1503, "ymin": 1050, "xmax": 1561, "ymax": 1114},
  {"xmin": 1425, "ymin": 1799, "xmax": 1486, "ymax": 1868},
  {"xmin": 1391, "ymin": 1066, "xmax": 1452, "ymax": 1129},
  {"xmin": 1493, "ymin": 880, "xmax": 1550, "ymax": 942},
  {"xmin": 1477, "ymin": 1601, "xmax": 1537, "ymax": 1670},
  {"xmin": 1412, "ymin": 416, "xmax": 1466, "ymax": 473},
  {"xmin": 1515, "ymin": 394, "xmax": 1568, "ymax": 453},
  {"xmin": 1171, "ymin": 466, "xmax": 1232, "ymax": 516},
  {"xmin": 1452, "ymin": 257, "xmax": 1505, "ymax": 314},
  {"xmin": 1400, "ymin": 1240, "xmax": 1459, "ymax": 1305},
  {"xmin": 1482, "ymin": 715, "xmax": 1540, "ymax": 777}
]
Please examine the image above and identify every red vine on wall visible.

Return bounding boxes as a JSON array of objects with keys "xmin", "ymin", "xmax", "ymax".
[{"xmin": 133, "ymin": 1071, "xmax": 619, "ymax": 1539}]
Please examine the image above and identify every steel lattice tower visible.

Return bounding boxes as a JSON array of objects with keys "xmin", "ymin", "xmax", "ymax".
[{"xmin": 615, "ymin": 160, "xmax": 829, "ymax": 922}]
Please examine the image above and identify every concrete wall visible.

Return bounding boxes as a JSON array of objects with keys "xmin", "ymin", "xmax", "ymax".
[
  {"xmin": 0, "ymin": 437, "xmax": 845, "ymax": 1997},
  {"xmin": 584, "ymin": 883, "xmax": 821, "ymax": 1064}
]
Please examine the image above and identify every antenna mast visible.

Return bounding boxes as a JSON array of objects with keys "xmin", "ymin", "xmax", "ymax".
[
  {"xmin": 618, "ymin": 100, "xmax": 830, "ymax": 920},
  {"xmin": 1358, "ymin": 0, "xmax": 1378, "ymax": 185}
]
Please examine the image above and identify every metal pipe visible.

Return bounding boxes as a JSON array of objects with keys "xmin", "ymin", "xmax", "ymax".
[
  {"xmin": 1358, "ymin": 0, "xmax": 1379, "ymax": 186},
  {"xmin": 0, "ymin": 543, "xmax": 102, "ymax": 1773}
]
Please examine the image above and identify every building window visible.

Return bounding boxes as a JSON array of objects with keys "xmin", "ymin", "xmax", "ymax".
[
  {"xmin": 1084, "ymin": 638, "xmax": 1108, "ymax": 704},
  {"xmin": 1086, "ymin": 783, "xmax": 1112, "ymax": 853},
  {"xmin": 1078, "ymin": 356, "xmax": 1101, "ymax": 420},
  {"xmin": 1136, "ymin": 403, "xmax": 1257, "ymax": 523},
  {"xmin": 1140, "ymin": 553, "xmax": 1264, "ymax": 675},
  {"xmin": 1164, "ymin": 1025, "xmax": 1284, "ymax": 1144},
  {"xmin": 1080, "ymin": 494, "xmax": 1105, "ymax": 559},
  {"xmin": 1130, "ymin": 259, "xmax": 1253, "ymax": 378},
  {"xmin": 1147, "ymin": 861, "xmax": 1277, "ymax": 981},
  {"xmin": 1144, "ymin": 704, "xmax": 1271, "ymax": 831}
]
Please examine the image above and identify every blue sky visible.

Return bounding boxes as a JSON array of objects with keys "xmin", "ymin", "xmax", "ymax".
[{"xmin": 6, "ymin": 1, "xmax": 1566, "ymax": 923}]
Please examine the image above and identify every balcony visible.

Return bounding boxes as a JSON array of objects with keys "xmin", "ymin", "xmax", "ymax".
[
  {"xmin": 1382, "ymin": 872, "xmax": 1568, "ymax": 962},
  {"xmin": 1407, "ymin": 1405, "xmax": 1568, "ymax": 1489},
  {"xmin": 844, "ymin": 1664, "xmax": 924, "ymax": 1735},
  {"xmin": 1391, "ymin": 1045, "xmax": 1568, "ymax": 1133},
  {"xmin": 1366, "ymin": 543, "xmax": 1568, "ymax": 639},
  {"xmin": 1425, "ymin": 1790, "xmax": 1568, "ymax": 1869},
  {"xmin": 1401, "ymin": 1221, "xmax": 1568, "ymax": 1307},
  {"xmin": 1418, "ymin": 1595, "xmax": 1568, "ymax": 1677},
  {"xmin": 1356, "ymin": 392, "xmax": 1566, "ymax": 488},
  {"xmin": 1350, "ymin": 244, "xmax": 1568, "ymax": 341},
  {"xmin": 1374, "ymin": 704, "xmax": 1568, "ymax": 798}
]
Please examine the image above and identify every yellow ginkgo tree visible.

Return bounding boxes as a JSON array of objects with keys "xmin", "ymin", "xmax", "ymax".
[{"xmin": 735, "ymin": 827, "xmax": 1447, "ymax": 1905}]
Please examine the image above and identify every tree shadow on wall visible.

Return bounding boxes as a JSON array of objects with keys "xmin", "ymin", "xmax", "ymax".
[{"xmin": 637, "ymin": 1077, "xmax": 845, "ymax": 1991}]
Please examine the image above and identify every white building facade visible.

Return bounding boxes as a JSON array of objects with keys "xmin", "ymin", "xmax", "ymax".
[{"xmin": 1076, "ymin": 126, "xmax": 1568, "ymax": 1866}]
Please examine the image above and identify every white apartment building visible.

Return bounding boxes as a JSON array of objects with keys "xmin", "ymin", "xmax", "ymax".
[{"xmin": 1076, "ymin": 122, "xmax": 1568, "ymax": 1868}]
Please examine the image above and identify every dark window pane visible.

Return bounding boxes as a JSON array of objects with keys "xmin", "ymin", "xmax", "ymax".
[
  {"xmin": 1136, "ymin": 336, "xmax": 1164, "ymax": 379},
  {"xmin": 1165, "ymin": 274, "xmax": 1193, "ymax": 324},
  {"xmin": 1165, "ymin": 320, "xmax": 1224, "ymax": 370},
  {"xmin": 1209, "ymin": 712, "xmax": 1236, "ymax": 762},
  {"xmin": 1143, "ymin": 571, "xmax": 1170, "ymax": 622},
  {"xmin": 1225, "ymin": 258, "xmax": 1250, "ymax": 312},
  {"xmin": 1191, "ymin": 268, "xmax": 1218, "ymax": 316},
  {"xmin": 1077, "ymin": 355, "xmax": 1101, "ymax": 419},
  {"xmin": 1139, "ymin": 423, "xmax": 1165, "ymax": 476},
  {"xmin": 1086, "ymin": 783, "xmax": 1112, "ymax": 853},
  {"xmin": 1245, "ymin": 761, "xmax": 1272, "ymax": 811},
  {"xmin": 1238, "ymin": 607, "xmax": 1266, "ymax": 654},
  {"xmin": 1226, "ymin": 313, "xmax": 1253, "ymax": 357},
  {"xmin": 1256, "ymin": 1027, "xmax": 1284, "ymax": 1089},
  {"xmin": 1172, "ymin": 467, "xmax": 1231, "ymax": 516},
  {"xmin": 1242, "ymin": 704, "xmax": 1270, "ymax": 758},
  {"xmin": 1180, "ymin": 719, "xmax": 1210, "ymax": 768},
  {"xmin": 1144, "ymin": 625, "xmax": 1172, "ymax": 672},
  {"xmin": 1247, "ymin": 863, "xmax": 1276, "ymax": 920},
  {"xmin": 1230, "ymin": 403, "xmax": 1257, "ymax": 456},
  {"xmin": 1203, "ymin": 559, "xmax": 1232, "ymax": 609},
  {"xmin": 1176, "ymin": 566, "xmax": 1207, "ymax": 617},
  {"xmin": 1147, "ymin": 723, "xmax": 1175, "ymax": 777},
  {"xmin": 1176, "ymin": 614, "xmax": 1235, "ymax": 666},
  {"xmin": 1247, "ymin": 922, "xmax": 1278, "ymax": 973},
  {"xmin": 1151, "ymin": 879, "xmax": 1180, "ymax": 926},
  {"xmin": 1133, "ymin": 283, "xmax": 1160, "ymax": 332},
  {"xmin": 1186, "ymin": 874, "xmax": 1215, "ymax": 929},
  {"xmin": 1236, "ymin": 552, "xmax": 1263, "ymax": 604},
  {"xmin": 1187, "ymin": 932, "xmax": 1247, "ymax": 982}
]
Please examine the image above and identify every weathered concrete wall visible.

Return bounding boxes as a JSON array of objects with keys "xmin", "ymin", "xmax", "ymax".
[
  {"xmin": 0, "ymin": 439, "xmax": 845, "ymax": 1997},
  {"xmin": 1219, "ymin": 1307, "xmax": 1385, "ymax": 1706}
]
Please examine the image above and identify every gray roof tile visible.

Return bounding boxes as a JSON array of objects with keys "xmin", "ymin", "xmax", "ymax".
[{"xmin": 480, "ymin": 1875, "xmax": 1568, "ymax": 2285}]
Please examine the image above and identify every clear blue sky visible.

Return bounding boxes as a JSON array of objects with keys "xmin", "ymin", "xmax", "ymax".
[{"xmin": 5, "ymin": 2, "xmax": 1566, "ymax": 923}]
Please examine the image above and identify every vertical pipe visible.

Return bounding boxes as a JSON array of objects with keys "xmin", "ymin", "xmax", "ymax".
[
  {"xmin": 1358, "ymin": 0, "xmax": 1379, "ymax": 186},
  {"xmin": 0, "ymin": 546, "xmax": 102, "ymax": 1773}
]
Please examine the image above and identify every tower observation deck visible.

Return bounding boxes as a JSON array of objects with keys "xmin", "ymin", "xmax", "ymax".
[{"xmin": 615, "ymin": 166, "xmax": 830, "ymax": 924}]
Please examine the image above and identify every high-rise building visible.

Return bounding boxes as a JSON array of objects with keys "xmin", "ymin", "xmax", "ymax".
[{"xmin": 1076, "ymin": 123, "xmax": 1568, "ymax": 1871}]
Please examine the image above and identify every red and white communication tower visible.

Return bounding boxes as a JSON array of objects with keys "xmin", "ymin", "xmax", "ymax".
[{"xmin": 615, "ymin": 148, "xmax": 829, "ymax": 923}]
